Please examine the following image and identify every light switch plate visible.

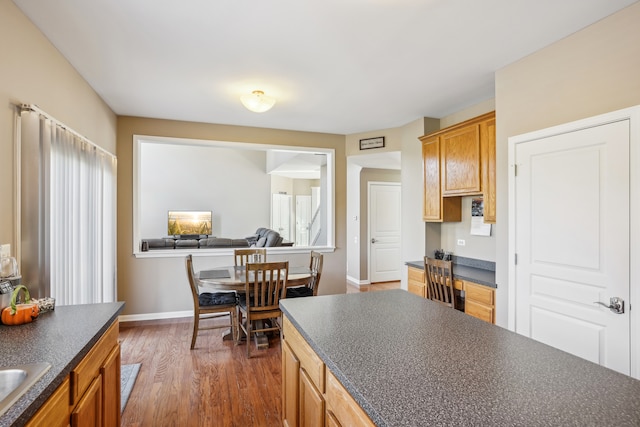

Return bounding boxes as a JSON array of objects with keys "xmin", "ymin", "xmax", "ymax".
[
  {"xmin": 0, "ymin": 244, "xmax": 10, "ymax": 258},
  {"xmin": 457, "ymin": 239, "xmax": 466, "ymax": 246}
]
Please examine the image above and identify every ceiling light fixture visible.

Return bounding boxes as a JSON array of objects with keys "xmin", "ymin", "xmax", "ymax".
[{"xmin": 240, "ymin": 90, "xmax": 276, "ymax": 113}]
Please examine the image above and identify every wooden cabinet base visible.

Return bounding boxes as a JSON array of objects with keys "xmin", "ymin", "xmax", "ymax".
[
  {"xmin": 325, "ymin": 372, "xmax": 375, "ymax": 427},
  {"xmin": 26, "ymin": 320, "xmax": 120, "ymax": 427},
  {"xmin": 26, "ymin": 377, "xmax": 71, "ymax": 427}
]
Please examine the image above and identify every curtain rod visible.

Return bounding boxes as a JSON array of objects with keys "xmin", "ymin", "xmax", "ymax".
[{"xmin": 19, "ymin": 103, "xmax": 116, "ymax": 159}]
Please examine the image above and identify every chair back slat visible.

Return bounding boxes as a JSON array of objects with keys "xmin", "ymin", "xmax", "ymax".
[
  {"xmin": 245, "ymin": 261, "xmax": 288, "ymax": 311},
  {"xmin": 234, "ymin": 248, "xmax": 267, "ymax": 266},
  {"xmin": 424, "ymin": 257, "xmax": 456, "ymax": 309}
]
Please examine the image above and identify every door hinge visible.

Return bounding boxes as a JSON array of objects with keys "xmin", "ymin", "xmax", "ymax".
[
  {"xmin": 514, "ymin": 253, "xmax": 518, "ymax": 265},
  {"xmin": 514, "ymin": 164, "xmax": 518, "ymax": 177}
]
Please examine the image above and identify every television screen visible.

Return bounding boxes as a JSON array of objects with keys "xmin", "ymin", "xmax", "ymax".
[{"xmin": 168, "ymin": 210, "xmax": 212, "ymax": 236}]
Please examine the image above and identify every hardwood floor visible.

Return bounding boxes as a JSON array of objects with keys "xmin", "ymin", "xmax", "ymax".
[{"xmin": 119, "ymin": 281, "xmax": 400, "ymax": 426}]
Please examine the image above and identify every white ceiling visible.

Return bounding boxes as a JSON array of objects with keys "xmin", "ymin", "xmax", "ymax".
[{"xmin": 13, "ymin": 0, "xmax": 637, "ymax": 135}]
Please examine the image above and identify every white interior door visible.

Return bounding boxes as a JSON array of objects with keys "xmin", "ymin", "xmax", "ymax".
[
  {"xmin": 295, "ymin": 195, "xmax": 311, "ymax": 246},
  {"xmin": 271, "ymin": 194, "xmax": 292, "ymax": 241},
  {"xmin": 369, "ymin": 183, "xmax": 401, "ymax": 283},
  {"xmin": 512, "ymin": 120, "xmax": 630, "ymax": 375}
]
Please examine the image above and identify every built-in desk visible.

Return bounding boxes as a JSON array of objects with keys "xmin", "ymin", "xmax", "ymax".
[{"xmin": 405, "ymin": 257, "xmax": 496, "ymax": 323}]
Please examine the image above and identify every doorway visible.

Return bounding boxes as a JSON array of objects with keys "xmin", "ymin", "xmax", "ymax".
[
  {"xmin": 271, "ymin": 193, "xmax": 292, "ymax": 241},
  {"xmin": 369, "ymin": 182, "xmax": 402, "ymax": 283},
  {"xmin": 508, "ymin": 107, "xmax": 639, "ymax": 377}
]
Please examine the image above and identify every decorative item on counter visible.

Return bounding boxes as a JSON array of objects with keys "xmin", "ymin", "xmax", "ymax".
[
  {"xmin": 434, "ymin": 249, "xmax": 453, "ymax": 261},
  {"xmin": 0, "ymin": 256, "xmax": 18, "ymax": 278},
  {"xmin": 1, "ymin": 285, "xmax": 39, "ymax": 325},
  {"xmin": 31, "ymin": 297, "xmax": 56, "ymax": 313}
]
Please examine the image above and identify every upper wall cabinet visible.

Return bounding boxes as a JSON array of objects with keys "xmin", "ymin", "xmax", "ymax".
[{"xmin": 419, "ymin": 111, "xmax": 496, "ymax": 223}]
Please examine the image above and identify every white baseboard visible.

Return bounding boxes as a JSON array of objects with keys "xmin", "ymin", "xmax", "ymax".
[
  {"xmin": 346, "ymin": 275, "xmax": 370, "ymax": 287},
  {"xmin": 119, "ymin": 310, "xmax": 192, "ymax": 323}
]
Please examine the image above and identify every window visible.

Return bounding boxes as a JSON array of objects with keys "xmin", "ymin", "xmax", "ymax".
[
  {"xmin": 132, "ymin": 135, "xmax": 335, "ymax": 255},
  {"xmin": 19, "ymin": 106, "xmax": 117, "ymax": 304}
]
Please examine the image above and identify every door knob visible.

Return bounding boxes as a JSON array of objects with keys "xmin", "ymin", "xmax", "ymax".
[
  {"xmin": 371, "ymin": 238, "xmax": 378, "ymax": 244},
  {"xmin": 593, "ymin": 297, "xmax": 625, "ymax": 314}
]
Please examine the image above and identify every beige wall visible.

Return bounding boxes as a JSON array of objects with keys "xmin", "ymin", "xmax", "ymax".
[
  {"xmin": 0, "ymin": 1, "xmax": 116, "ymax": 256},
  {"xmin": 494, "ymin": 2, "xmax": 640, "ymax": 327},
  {"xmin": 117, "ymin": 116, "xmax": 346, "ymax": 316}
]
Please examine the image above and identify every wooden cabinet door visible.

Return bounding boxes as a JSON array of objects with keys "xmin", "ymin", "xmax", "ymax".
[
  {"xmin": 26, "ymin": 376, "xmax": 71, "ymax": 427},
  {"xmin": 100, "ymin": 344, "xmax": 121, "ymax": 427},
  {"xmin": 441, "ymin": 123, "xmax": 482, "ymax": 195},
  {"xmin": 300, "ymin": 369, "xmax": 324, "ymax": 427},
  {"xmin": 422, "ymin": 137, "xmax": 461, "ymax": 222},
  {"xmin": 71, "ymin": 375, "xmax": 102, "ymax": 427},
  {"xmin": 481, "ymin": 117, "xmax": 496, "ymax": 223},
  {"xmin": 407, "ymin": 266, "xmax": 426, "ymax": 298},
  {"xmin": 282, "ymin": 340, "xmax": 300, "ymax": 427},
  {"xmin": 325, "ymin": 410, "xmax": 341, "ymax": 427},
  {"xmin": 464, "ymin": 281, "xmax": 495, "ymax": 324},
  {"xmin": 422, "ymin": 136, "xmax": 441, "ymax": 221},
  {"xmin": 325, "ymin": 371, "xmax": 375, "ymax": 427}
]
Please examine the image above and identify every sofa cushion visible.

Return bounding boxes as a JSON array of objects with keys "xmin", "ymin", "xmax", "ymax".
[
  {"xmin": 231, "ymin": 239, "xmax": 250, "ymax": 247},
  {"xmin": 175, "ymin": 239, "xmax": 198, "ymax": 248},
  {"xmin": 264, "ymin": 230, "xmax": 283, "ymax": 247},
  {"xmin": 145, "ymin": 238, "xmax": 175, "ymax": 249},
  {"xmin": 199, "ymin": 238, "xmax": 232, "ymax": 247}
]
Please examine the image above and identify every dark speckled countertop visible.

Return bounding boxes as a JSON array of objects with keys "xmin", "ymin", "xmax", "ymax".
[
  {"xmin": 406, "ymin": 256, "xmax": 496, "ymax": 288},
  {"xmin": 0, "ymin": 302, "xmax": 124, "ymax": 427},
  {"xmin": 280, "ymin": 291, "xmax": 640, "ymax": 426}
]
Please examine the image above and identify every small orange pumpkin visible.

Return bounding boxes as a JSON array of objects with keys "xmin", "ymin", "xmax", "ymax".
[{"xmin": 1, "ymin": 285, "xmax": 40, "ymax": 326}]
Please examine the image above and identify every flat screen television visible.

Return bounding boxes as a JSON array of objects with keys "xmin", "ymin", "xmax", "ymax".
[{"xmin": 167, "ymin": 210, "xmax": 212, "ymax": 237}]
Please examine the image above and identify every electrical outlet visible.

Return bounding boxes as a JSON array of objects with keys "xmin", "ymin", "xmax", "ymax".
[
  {"xmin": 0, "ymin": 244, "xmax": 10, "ymax": 258},
  {"xmin": 457, "ymin": 239, "xmax": 466, "ymax": 246}
]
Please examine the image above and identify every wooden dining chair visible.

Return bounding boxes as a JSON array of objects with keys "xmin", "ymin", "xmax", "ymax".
[
  {"xmin": 424, "ymin": 257, "xmax": 457, "ymax": 309},
  {"xmin": 185, "ymin": 254, "xmax": 239, "ymax": 349},
  {"xmin": 238, "ymin": 261, "xmax": 288, "ymax": 357},
  {"xmin": 234, "ymin": 248, "xmax": 267, "ymax": 266},
  {"xmin": 286, "ymin": 251, "xmax": 323, "ymax": 298}
]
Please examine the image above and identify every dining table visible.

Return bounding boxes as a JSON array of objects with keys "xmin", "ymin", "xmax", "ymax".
[{"xmin": 196, "ymin": 264, "xmax": 312, "ymax": 349}]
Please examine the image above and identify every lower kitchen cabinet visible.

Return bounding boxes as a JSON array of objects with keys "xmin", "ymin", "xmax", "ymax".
[
  {"xmin": 407, "ymin": 266, "xmax": 496, "ymax": 324},
  {"xmin": 26, "ymin": 320, "xmax": 121, "ymax": 427},
  {"xmin": 407, "ymin": 266, "xmax": 426, "ymax": 297},
  {"xmin": 464, "ymin": 281, "xmax": 495, "ymax": 324},
  {"xmin": 283, "ymin": 316, "xmax": 374, "ymax": 427},
  {"xmin": 282, "ymin": 316, "xmax": 325, "ymax": 427},
  {"xmin": 25, "ymin": 376, "xmax": 71, "ymax": 427},
  {"xmin": 325, "ymin": 371, "xmax": 375, "ymax": 427}
]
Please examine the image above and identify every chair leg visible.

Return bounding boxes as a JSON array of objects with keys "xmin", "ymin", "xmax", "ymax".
[
  {"xmin": 190, "ymin": 314, "xmax": 199, "ymax": 350},
  {"xmin": 246, "ymin": 320, "xmax": 252, "ymax": 358},
  {"xmin": 231, "ymin": 308, "xmax": 238, "ymax": 345}
]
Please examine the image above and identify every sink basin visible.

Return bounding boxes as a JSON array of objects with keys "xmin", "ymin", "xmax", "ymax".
[{"xmin": 0, "ymin": 363, "xmax": 51, "ymax": 417}]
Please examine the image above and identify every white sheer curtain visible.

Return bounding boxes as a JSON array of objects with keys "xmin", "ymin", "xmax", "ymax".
[{"xmin": 19, "ymin": 107, "xmax": 117, "ymax": 305}]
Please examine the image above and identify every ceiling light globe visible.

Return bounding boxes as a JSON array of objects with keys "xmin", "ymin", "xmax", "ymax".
[{"xmin": 240, "ymin": 90, "xmax": 276, "ymax": 113}]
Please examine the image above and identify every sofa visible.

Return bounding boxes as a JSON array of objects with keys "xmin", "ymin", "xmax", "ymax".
[
  {"xmin": 141, "ymin": 228, "xmax": 289, "ymax": 251},
  {"xmin": 245, "ymin": 227, "xmax": 284, "ymax": 247}
]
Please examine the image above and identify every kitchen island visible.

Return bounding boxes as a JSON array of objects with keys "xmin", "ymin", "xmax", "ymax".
[
  {"xmin": 280, "ymin": 290, "xmax": 640, "ymax": 426},
  {"xmin": 0, "ymin": 302, "xmax": 124, "ymax": 427}
]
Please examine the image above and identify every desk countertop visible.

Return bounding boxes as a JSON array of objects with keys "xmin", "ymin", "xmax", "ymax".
[
  {"xmin": 280, "ymin": 291, "xmax": 640, "ymax": 426},
  {"xmin": 406, "ymin": 259, "xmax": 496, "ymax": 288},
  {"xmin": 0, "ymin": 302, "xmax": 124, "ymax": 427}
]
